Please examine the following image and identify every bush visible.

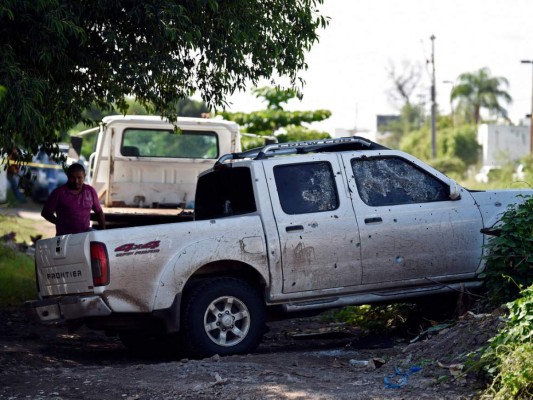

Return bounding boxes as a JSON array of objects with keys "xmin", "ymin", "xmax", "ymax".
[
  {"xmin": 483, "ymin": 195, "xmax": 533, "ymax": 305},
  {"xmin": 479, "ymin": 286, "xmax": 533, "ymax": 399},
  {"xmin": 331, "ymin": 303, "xmax": 417, "ymax": 334},
  {"xmin": 429, "ymin": 156, "xmax": 466, "ymax": 180}
]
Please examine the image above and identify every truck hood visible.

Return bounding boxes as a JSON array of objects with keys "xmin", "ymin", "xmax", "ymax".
[{"xmin": 469, "ymin": 188, "xmax": 532, "ymax": 228}]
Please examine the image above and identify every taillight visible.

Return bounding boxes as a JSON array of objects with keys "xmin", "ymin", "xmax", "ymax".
[{"xmin": 90, "ymin": 241, "xmax": 110, "ymax": 286}]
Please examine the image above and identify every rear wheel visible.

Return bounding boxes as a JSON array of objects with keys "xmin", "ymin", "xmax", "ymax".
[{"xmin": 182, "ymin": 277, "xmax": 265, "ymax": 358}]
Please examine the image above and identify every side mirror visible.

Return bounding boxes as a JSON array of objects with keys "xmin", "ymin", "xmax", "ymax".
[{"xmin": 449, "ymin": 180, "xmax": 461, "ymax": 200}]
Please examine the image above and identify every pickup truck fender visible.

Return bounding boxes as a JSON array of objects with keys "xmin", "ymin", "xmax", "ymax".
[
  {"xmin": 153, "ymin": 227, "xmax": 270, "ymax": 311},
  {"xmin": 470, "ymin": 189, "xmax": 531, "ymax": 273},
  {"xmin": 471, "ymin": 189, "xmax": 531, "ymax": 229}
]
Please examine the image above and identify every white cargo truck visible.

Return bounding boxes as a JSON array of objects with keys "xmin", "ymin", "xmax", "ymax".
[{"xmin": 73, "ymin": 115, "xmax": 241, "ymax": 227}]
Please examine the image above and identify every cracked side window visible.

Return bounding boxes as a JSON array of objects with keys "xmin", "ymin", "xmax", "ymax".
[
  {"xmin": 352, "ymin": 157, "xmax": 449, "ymax": 206},
  {"xmin": 274, "ymin": 162, "xmax": 339, "ymax": 215}
]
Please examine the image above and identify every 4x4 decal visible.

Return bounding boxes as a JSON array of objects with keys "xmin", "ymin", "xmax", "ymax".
[{"xmin": 114, "ymin": 240, "xmax": 160, "ymax": 257}]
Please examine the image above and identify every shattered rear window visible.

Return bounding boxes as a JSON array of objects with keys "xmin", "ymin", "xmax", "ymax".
[
  {"xmin": 352, "ymin": 157, "xmax": 449, "ymax": 206},
  {"xmin": 274, "ymin": 162, "xmax": 339, "ymax": 215},
  {"xmin": 195, "ymin": 167, "xmax": 256, "ymax": 220}
]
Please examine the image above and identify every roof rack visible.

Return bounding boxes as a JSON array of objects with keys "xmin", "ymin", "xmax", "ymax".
[{"xmin": 215, "ymin": 136, "xmax": 388, "ymax": 165}]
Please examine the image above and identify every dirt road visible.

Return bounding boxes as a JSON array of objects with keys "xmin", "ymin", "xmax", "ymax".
[{"xmin": 0, "ymin": 305, "xmax": 498, "ymax": 400}]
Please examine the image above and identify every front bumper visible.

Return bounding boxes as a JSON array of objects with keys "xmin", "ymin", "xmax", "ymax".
[{"xmin": 25, "ymin": 295, "xmax": 112, "ymax": 324}]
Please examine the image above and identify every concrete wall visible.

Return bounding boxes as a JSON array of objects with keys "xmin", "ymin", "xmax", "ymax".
[{"xmin": 477, "ymin": 124, "xmax": 530, "ymax": 167}]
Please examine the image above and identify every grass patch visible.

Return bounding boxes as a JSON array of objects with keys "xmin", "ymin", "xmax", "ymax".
[
  {"xmin": 0, "ymin": 213, "xmax": 48, "ymax": 309},
  {"xmin": 0, "ymin": 244, "xmax": 36, "ymax": 308},
  {"xmin": 0, "ymin": 214, "xmax": 46, "ymax": 244},
  {"xmin": 479, "ymin": 286, "xmax": 533, "ymax": 399}
]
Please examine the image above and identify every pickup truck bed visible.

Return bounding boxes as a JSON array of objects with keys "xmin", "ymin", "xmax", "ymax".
[{"xmin": 93, "ymin": 206, "xmax": 193, "ymax": 228}]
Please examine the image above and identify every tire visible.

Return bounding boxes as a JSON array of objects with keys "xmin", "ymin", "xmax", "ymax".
[{"xmin": 182, "ymin": 277, "xmax": 265, "ymax": 358}]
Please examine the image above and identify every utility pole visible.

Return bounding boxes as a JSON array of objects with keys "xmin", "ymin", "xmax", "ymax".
[
  {"xmin": 521, "ymin": 60, "xmax": 533, "ymax": 154},
  {"xmin": 430, "ymin": 35, "xmax": 437, "ymax": 158}
]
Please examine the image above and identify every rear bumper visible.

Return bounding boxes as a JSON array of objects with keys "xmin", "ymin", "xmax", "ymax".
[{"xmin": 25, "ymin": 295, "xmax": 112, "ymax": 324}]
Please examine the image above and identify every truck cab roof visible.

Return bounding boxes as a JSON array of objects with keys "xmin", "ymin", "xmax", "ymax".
[{"xmin": 101, "ymin": 115, "xmax": 240, "ymax": 133}]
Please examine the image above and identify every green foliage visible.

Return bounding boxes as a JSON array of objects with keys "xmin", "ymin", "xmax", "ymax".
[
  {"xmin": 0, "ymin": 214, "xmax": 48, "ymax": 244},
  {"xmin": 219, "ymin": 86, "xmax": 331, "ymax": 149},
  {"xmin": 331, "ymin": 304, "xmax": 416, "ymax": 333},
  {"xmin": 252, "ymin": 86, "xmax": 299, "ymax": 110},
  {"xmin": 276, "ymin": 126, "xmax": 330, "ymax": 143},
  {"xmin": 451, "ymin": 67, "xmax": 512, "ymax": 124},
  {"xmin": 220, "ymin": 108, "xmax": 332, "ymax": 136},
  {"xmin": 479, "ymin": 286, "xmax": 533, "ymax": 399},
  {"xmin": 0, "ymin": 245, "xmax": 36, "ymax": 308},
  {"xmin": 399, "ymin": 123, "xmax": 479, "ymax": 178},
  {"xmin": 429, "ymin": 157, "xmax": 466, "ymax": 180},
  {"xmin": 0, "ymin": 0, "xmax": 328, "ymax": 159},
  {"xmin": 483, "ymin": 196, "xmax": 533, "ymax": 304},
  {"xmin": 441, "ymin": 125, "xmax": 479, "ymax": 166},
  {"xmin": 382, "ymin": 103, "xmax": 426, "ymax": 148},
  {"xmin": 0, "ymin": 213, "xmax": 57, "ymax": 309}
]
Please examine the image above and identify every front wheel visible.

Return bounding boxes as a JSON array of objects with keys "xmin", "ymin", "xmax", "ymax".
[{"xmin": 182, "ymin": 277, "xmax": 266, "ymax": 358}]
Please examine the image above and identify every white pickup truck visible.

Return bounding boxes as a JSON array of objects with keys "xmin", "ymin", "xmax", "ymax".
[
  {"xmin": 74, "ymin": 115, "xmax": 242, "ymax": 227},
  {"xmin": 27, "ymin": 137, "xmax": 532, "ymax": 358}
]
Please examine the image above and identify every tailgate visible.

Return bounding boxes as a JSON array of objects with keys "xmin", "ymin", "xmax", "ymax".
[{"xmin": 35, "ymin": 234, "xmax": 95, "ymax": 296}]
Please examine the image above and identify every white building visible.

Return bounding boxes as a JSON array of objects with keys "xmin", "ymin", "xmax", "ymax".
[{"xmin": 477, "ymin": 124, "xmax": 531, "ymax": 167}]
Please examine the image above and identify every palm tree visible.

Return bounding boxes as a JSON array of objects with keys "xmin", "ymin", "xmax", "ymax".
[{"xmin": 450, "ymin": 67, "xmax": 512, "ymax": 124}]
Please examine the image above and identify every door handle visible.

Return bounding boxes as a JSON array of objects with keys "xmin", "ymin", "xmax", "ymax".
[
  {"xmin": 364, "ymin": 217, "xmax": 382, "ymax": 224},
  {"xmin": 286, "ymin": 225, "xmax": 304, "ymax": 232}
]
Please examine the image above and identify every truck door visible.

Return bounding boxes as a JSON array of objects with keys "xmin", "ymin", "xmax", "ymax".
[
  {"xmin": 341, "ymin": 153, "xmax": 483, "ymax": 285},
  {"xmin": 263, "ymin": 154, "xmax": 362, "ymax": 293}
]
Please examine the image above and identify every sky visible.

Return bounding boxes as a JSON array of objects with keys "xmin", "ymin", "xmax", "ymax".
[{"xmin": 223, "ymin": 0, "xmax": 533, "ymax": 135}]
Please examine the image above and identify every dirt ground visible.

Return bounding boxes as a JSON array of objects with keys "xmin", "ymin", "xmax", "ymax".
[
  {"xmin": 0, "ymin": 305, "xmax": 503, "ymax": 400},
  {"xmin": 0, "ymin": 201, "xmax": 502, "ymax": 399}
]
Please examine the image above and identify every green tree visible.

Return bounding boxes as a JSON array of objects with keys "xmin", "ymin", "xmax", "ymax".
[
  {"xmin": 218, "ymin": 86, "xmax": 331, "ymax": 149},
  {"xmin": 450, "ymin": 67, "xmax": 512, "ymax": 124},
  {"xmin": 0, "ymin": 0, "xmax": 328, "ymax": 160},
  {"xmin": 382, "ymin": 103, "xmax": 426, "ymax": 148},
  {"xmin": 253, "ymin": 86, "xmax": 301, "ymax": 110},
  {"xmin": 400, "ymin": 121, "xmax": 479, "ymax": 179},
  {"xmin": 174, "ymin": 98, "xmax": 210, "ymax": 118}
]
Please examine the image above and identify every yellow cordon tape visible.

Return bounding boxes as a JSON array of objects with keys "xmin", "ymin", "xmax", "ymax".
[
  {"xmin": 26, "ymin": 162, "xmax": 64, "ymax": 170},
  {"xmin": 7, "ymin": 160, "xmax": 64, "ymax": 170}
]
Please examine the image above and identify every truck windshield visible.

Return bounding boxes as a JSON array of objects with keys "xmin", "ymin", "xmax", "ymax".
[{"xmin": 121, "ymin": 129, "xmax": 219, "ymax": 159}]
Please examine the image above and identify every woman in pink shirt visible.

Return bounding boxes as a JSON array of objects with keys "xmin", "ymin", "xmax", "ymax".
[{"xmin": 42, "ymin": 163, "xmax": 106, "ymax": 236}]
